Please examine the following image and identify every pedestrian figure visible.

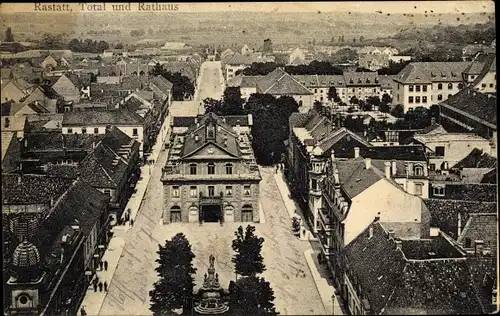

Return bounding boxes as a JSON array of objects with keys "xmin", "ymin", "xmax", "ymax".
[
  {"xmin": 81, "ymin": 307, "xmax": 87, "ymax": 316},
  {"xmin": 130, "ymin": 219, "xmax": 134, "ymax": 226},
  {"xmin": 104, "ymin": 281, "xmax": 108, "ymax": 292},
  {"xmin": 93, "ymin": 283, "xmax": 98, "ymax": 292},
  {"xmin": 99, "ymin": 261, "xmax": 103, "ymax": 271},
  {"xmin": 98, "ymin": 282, "xmax": 103, "ymax": 292},
  {"xmin": 104, "ymin": 260, "xmax": 108, "ymax": 271}
]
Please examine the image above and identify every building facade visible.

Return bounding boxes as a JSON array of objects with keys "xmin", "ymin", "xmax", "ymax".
[{"xmin": 161, "ymin": 112, "xmax": 261, "ymax": 224}]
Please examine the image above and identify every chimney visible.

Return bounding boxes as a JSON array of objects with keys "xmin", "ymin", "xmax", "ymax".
[
  {"xmin": 391, "ymin": 160, "xmax": 397, "ymax": 176},
  {"xmin": 330, "ymin": 150, "xmax": 335, "ymax": 163},
  {"xmin": 368, "ymin": 226, "xmax": 373, "ymax": 238},
  {"xmin": 92, "ymin": 141, "xmax": 96, "ymax": 149},
  {"xmin": 223, "ymin": 139, "xmax": 228, "ymax": 147},
  {"xmin": 374, "ymin": 216, "xmax": 380, "ymax": 222},
  {"xmin": 334, "ymin": 169, "xmax": 340, "ymax": 185},
  {"xmin": 395, "ymin": 240, "xmax": 402, "ymax": 251},
  {"xmin": 384, "ymin": 161, "xmax": 391, "ymax": 179},
  {"xmin": 50, "ymin": 197, "xmax": 54, "ymax": 207},
  {"xmin": 474, "ymin": 240, "xmax": 485, "ymax": 256},
  {"xmin": 431, "ymin": 117, "xmax": 436, "ymax": 125},
  {"xmin": 17, "ymin": 175, "xmax": 21, "ymax": 185},
  {"xmin": 388, "ymin": 230, "xmax": 395, "ymax": 239},
  {"xmin": 354, "ymin": 147, "xmax": 360, "ymax": 158},
  {"xmin": 457, "ymin": 212, "xmax": 462, "ymax": 237},
  {"xmin": 364, "ymin": 158, "xmax": 372, "ymax": 169},
  {"xmin": 194, "ymin": 135, "xmax": 199, "ymax": 142}
]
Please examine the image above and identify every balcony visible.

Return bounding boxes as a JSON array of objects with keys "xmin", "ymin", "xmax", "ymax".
[
  {"xmin": 318, "ymin": 208, "xmax": 333, "ymax": 233},
  {"xmin": 317, "ymin": 233, "xmax": 335, "ymax": 257}
]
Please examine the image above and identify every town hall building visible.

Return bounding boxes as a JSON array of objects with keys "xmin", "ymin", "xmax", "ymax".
[{"xmin": 161, "ymin": 112, "xmax": 261, "ymax": 224}]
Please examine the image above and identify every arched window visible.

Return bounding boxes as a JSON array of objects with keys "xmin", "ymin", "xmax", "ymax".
[
  {"xmin": 437, "ymin": 94, "xmax": 443, "ymax": 101},
  {"xmin": 225, "ymin": 163, "xmax": 233, "ymax": 174},
  {"xmin": 437, "ymin": 83, "xmax": 443, "ymax": 90},
  {"xmin": 433, "ymin": 186, "xmax": 445, "ymax": 197},
  {"xmin": 414, "ymin": 165, "xmax": 424, "ymax": 176},
  {"xmin": 448, "ymin": 83, "xmax": 453, "ymax": 90},
  {"xmin": 208, "ymin": 163, "xmax": 215, "ymax": 175}
]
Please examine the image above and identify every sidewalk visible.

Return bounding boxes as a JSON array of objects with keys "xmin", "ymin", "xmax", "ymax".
[
  {"xmin": 116, "ymin": 114, "xmax": 170, "ymax": 226},
  {"xmin": 78, "ymin": 237, "xmax": 126, "ymax": 316},
  {"xmin": 304, "ymin": 249, "xmax": 344, "ymax": 315},
  {"xmin": 273, "ymin": 169, "xmax": 316, "ymax": 240}
]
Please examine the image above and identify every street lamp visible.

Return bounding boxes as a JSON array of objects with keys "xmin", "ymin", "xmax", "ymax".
[{"xmin": 331, "ymin": 294, "xmax": 336, "ymax": 315}]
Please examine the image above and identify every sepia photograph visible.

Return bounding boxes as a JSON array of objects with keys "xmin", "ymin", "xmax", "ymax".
[{"xmin": 0, "ymin": 1, "xmax": 498, "ymax": 315}]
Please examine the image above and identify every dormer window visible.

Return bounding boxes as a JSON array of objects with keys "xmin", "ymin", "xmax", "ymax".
[
  {"xmin": 358, "ymin": 78, "xmax": 362, "ymax": 83},
  {"xmin": 349, "ymin": 79, "xmax": 354, "ymax": 84},
  {"xmin": 414, "ymin": 165, "xmax": 424, "ymax": 176},
  {"xmin": 366, "ymin": 78, "xmax": 370, "ymax": 83},
  {"xmin": 433, "ymin": 186, "xmax": 445, "ymax": 197}
]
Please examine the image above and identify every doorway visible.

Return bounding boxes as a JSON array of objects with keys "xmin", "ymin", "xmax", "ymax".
[{"xmin": 202, "ymin": 205, "xmax": 221, "ymax": 222}]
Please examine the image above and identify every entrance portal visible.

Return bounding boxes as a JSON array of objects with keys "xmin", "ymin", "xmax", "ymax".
[{"xmin": 202, "ymin": 205, "xmax": 221, "ymax": 222}]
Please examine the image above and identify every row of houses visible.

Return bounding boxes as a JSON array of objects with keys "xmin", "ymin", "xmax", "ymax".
[
  {"xmin": 2, "ymin": 124, "xmax": 142, "ymax": 315},
  {"xmin": 284, "ymin": 86, "xmax": 497, "ymax": 313}
]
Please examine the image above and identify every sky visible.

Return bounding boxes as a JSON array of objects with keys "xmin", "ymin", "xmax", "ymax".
[{"xmin": 0, "ymin": 1, "xmax": 495, "ymax": 14}]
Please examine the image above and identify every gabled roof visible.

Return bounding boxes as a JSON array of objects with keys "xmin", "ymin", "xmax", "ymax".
[
  {"xmin": 150, "ymin": 75, "xmax": 173, "ymax": 95},
  {"xmin": 430, "ymin": 183, "xmax": 497, "ymax": 202},
  {"xmin": 25, "ymin": 133, "xmax": 103, "ymax": 151},
  {"xmin": 336, "ymin": 158, "xmax": 384, "ymax": 198},
  {"xmin": 31, "ymin": 179, "xmax": 109, "ymax": 263},
  {"xmin": 1, "ymin": 132, "xmax": 18, "ymax": 162},
  {"xmin": 441, "ymin": 88, "xmax": 497, "ymax": 127},
  {"xmin": 425, "ymin": 199, "xmax": 497, "ymax": 238},
  {"xmin": 181, "ymin": 113, "xmax": 240, "ymax": 159},
  {"xmin": 2, "ymin": 174, "xmax": 74, "ymax": 206},
  {"xmin": 79, "ymin": 143, "xmax": 129, "ymax": 188},
  {"xmin": 262, "ymin": 73, "xmax": 313, "ymax": 95},
  {"xmin": 344, "ymin": 221, "xmax": 485, "ymax": 315},
  {"xmin": 457, "ymin": 213, "xmax": 497, "ymax": 256},
  {"xmin": 1, "ymin": 116, "xmax": 27, "ymax": 132},
  {"xmin": 454, "ymin": 148, "xmax": 497, "ymax": 169},
  {"xmin": 62, "ymin": 108, "xmax": 144, "ymax": 126},
  {"xmin": 395, "ymin": 61, "xmax": 471, "ymax": 84}
]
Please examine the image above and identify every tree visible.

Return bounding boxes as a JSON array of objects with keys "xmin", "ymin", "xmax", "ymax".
[
  {"xmin": 352, "ymin": 37, "xmax": 356, "ymax": 44},
  {"xmin": 68, "ymin": 38, "xmax": 81, "ymax": 52},
  {"xmin": 232, "ymin": 225, "xmax": 266, "ymax": 277},
  {"xmin": 313, "ymin": 100, "xmax": 323, "ymax": 112},
  {"xmin": 5, "ymin": 27, "xmax": 14, "ymax": 42},
  {"xmin": 229, "ymin": 276, "xmax": 278, "ymax": 316},
  {"xmin": 391, "ymin": 104, "xmax": 404, "ymax": 118},
  {"xmin": 150, "ymin": 64, "xmax": 195, "ymax": 101},
  {"xmin": 359, "ymin": 35, "xmax": 364, "ymax": 42},
  {"xmin": 381, "ymin": 93, "xmax": 392, "ymax": 105},
  {"xmin": 350, "ymin": 96, "xmax": 359, "ymax": 105},
  {"xmin": 327, "ymin": 86, "xmax": 341, "ymax": 103},
  {"xmin": 246, "ymin": 94, "xmax": 299, "ymax": 165},
  {"xmin": 115, "ymin": 43, "xmax": 124, "ymax": 49},
  {"xmin": 149, "ymin": 233, "xmax": 196, "ymax": 316},
  {"xmin": 366, "ymin": 96, "xmax": 381, "ymax": 109},
  {"xmin": 223, "ymin": 87, "xmax": 245, "ymax": 114}
]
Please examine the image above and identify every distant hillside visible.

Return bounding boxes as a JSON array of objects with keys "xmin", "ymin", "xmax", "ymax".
[{"xmin": 0, "ymin": 11, "xmax": 494, "ymax": 47}]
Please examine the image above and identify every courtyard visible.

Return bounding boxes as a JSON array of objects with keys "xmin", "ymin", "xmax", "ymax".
[{"xmin": 98, "ymin": 167, "xmax": 326, "ymax": 315}]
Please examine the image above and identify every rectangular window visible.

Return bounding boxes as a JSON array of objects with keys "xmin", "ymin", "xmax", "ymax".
[
  {"xmin": 409, "ymin": 85, "xmax": 414, "ymax": 92},
  {"xmin": 94, "ymin": 127, "xmax": 99, "ymax": 134},
  {"xmin": 103, "ymin": 189, "xmax": 111, "ymax": 196},
  {"xmin": 422, "ymin": 96, "xmax": 427, "ymax": 103},
  {"xmin": 482, "ymin": 83, "xmax": 487, "ymax": 88},
  {"xmin": 311, "ymin": 178, "xmax": 317, "ymax": 190},
  {"xmin": 208, "ymin": 163, "xmax": 215, "ymax": 175},
  {"xmin": 133, "ymin": 128, "xmax": 138, "ymax": 136},
  {"xmin": 433, "ymin": 186, "xmax": 445, "ymax": 197},
  {"xmin": 414, "ymin": 183, "xmax": 423, "ymax": 196},
  {"xmin": 190, "ymin": 186, "xmax": 197, "ymax": 198},
  {"xmin": 397, "ymin": 94, "xmax": 400, "ymax": 102},
  {"xmin": 208, "ymin": 186, "xmax": 215, "ymax": 197},
  {"xmin": 190, "ymin": 164, "xmax": 197, "ymax": 175},
  {"xmin": 243, "ymin": 185, "xmax": 251, "ymax": 196},
  {"xmin": 172, "ymin": 186, "xmax": 180, "ymax": 197},
  {"xmin": 422, "ymin": 85, "xmax": 427, "ymax": 92},
  {"xmin": 82, "ymin": 127, "xmax": 87, "ymax": 134},
  {"xmin": 415, "ymin": 85, "xmax": 421, "ymax": 92},
  {"xmin": 415, "ymin": 96, "xmax": 421, "ymax": 103},
  {"xmin": 408, "ymin": 96, "xmax": 414, "ymax": 103},
  {"xmin": 226, "ymin": 164, "xmax": 233, "ymax": 175},
  {"xmin": 429, "ymin": 163, "xmax": 436, "ymax": 171},
  {"xmin": 435, "ymin": 146, "xmax": 445, "ymax": 157},
  {"xmin": 67, "ymin": 128, "xmax": 73, "ymax": 134},
  {"xmin": 225, "ymin": 186, "xmax": 233, "ymax": 196},
  {"xmin": 490, "ymin": 83, "xmax": 494, "ymax": 88}
]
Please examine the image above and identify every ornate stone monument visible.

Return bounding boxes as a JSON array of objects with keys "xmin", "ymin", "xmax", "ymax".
[{"xmin": 193, "ymin": 255, "xmax": 229, "ymax": 315}]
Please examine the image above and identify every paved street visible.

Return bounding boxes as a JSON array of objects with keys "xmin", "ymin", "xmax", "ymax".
[
  {"xmin": 97, "ymin": 166, "xmax": 325, "ymax": 315},
  {"xmin": 169, "ymin": 61, "xmax": 225, "ymax": 118}
]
